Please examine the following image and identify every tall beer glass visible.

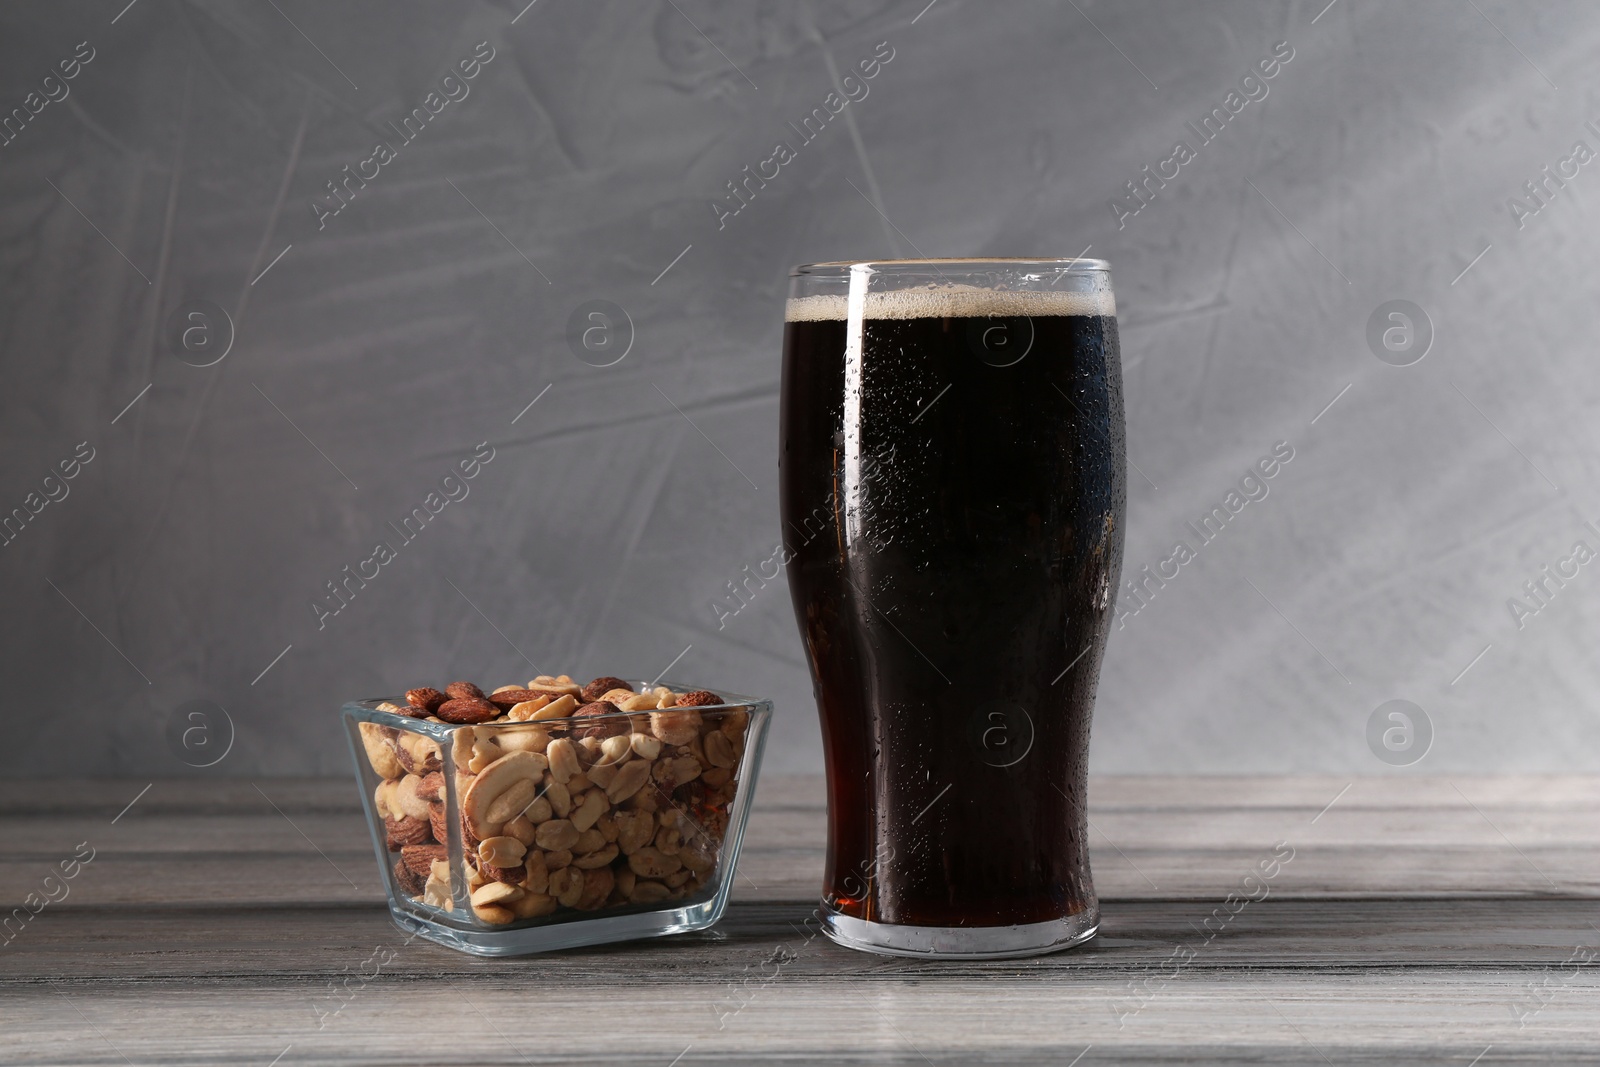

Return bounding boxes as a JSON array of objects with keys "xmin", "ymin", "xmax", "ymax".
[{"xmin": 780, "ymin": 259, "xmax": 1124, "ymax": 958}]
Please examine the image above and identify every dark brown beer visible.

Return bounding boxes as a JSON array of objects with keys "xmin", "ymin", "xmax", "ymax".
[{"xmin": 780, "ymin": 284, "xmax": 1124, "ymax": 939}]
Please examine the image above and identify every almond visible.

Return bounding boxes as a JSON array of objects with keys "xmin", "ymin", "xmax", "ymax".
[
  {"xmin": 384, "ymin": 815, "xmax": 432, "ymax": 849},
  {"xmin": 401, "ymin": 843, "xmax": 447, "ymax": 877},
  {"xmin": 416, "ymin": 770, "xmax": 445, "ymax": 803},
  {"xmin": 581, "ymin": 676, "xmax": 633, "ymax": 702},
  {"xmin": 405, "ymin": 687, "xmax": 447, "ymax": 713},
  {"xmin": 437, "ymin": 696, "xmax": 499, "ymax": 724},
  {"xmin": 485, "ymin": 687, "xmax": 545, "ymax": 711},
  {"xmin": 573, "ymin": 700, "xmax": 626, "ymax": 739},
  {"xmin": 393, "ymin": 857, "xmax": 425, "ymax": 895}
]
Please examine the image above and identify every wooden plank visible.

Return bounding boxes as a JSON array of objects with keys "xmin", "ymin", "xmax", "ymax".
[
  {"xmin": 6, "ymin": 970, "xmax": 1598, "ymax": 1065},
  {"xmin": 6, "ymin": 777, "xmax": 1600, "ymax": 1065},
  {"xmin": 4, "ymin": 898, "xmax": 1600, "ymax": 978},
  {"xmin": 6, "ymin": 900, "xmax": 1600, "ymax": 1065},
  {"xmin": 4, "ymin": 777, "xmax": 1599, "ymax": 906}
]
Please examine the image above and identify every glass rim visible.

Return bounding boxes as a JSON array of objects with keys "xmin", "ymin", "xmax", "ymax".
[
  {"xmin": 342, "ymin": 684, "xmax": 771, "ymax": 737},
  {"xmin": 791, "ymin": 256, "xmax": 1110, "ymax": 276}
]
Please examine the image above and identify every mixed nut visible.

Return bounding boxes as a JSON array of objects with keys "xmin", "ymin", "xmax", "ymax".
[{"xmin": 359, "ymin": 674, "xmax": 748, "ymax": 926}]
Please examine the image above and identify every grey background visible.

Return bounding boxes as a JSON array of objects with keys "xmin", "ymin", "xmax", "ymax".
[{"xmin": 4, "ymin": 0, "xmax": 1598, "ymax": 778}]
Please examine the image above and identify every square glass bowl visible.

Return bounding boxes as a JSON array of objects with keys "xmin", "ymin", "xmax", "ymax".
[{"xmin": 342, "ymin": 683, "xmax": 771, "ymax": 956}]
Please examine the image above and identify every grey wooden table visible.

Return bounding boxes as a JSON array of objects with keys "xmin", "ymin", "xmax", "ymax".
[{"xmin": 4, "ymin": 776, "xmax": 1599, "ymax": 1065}]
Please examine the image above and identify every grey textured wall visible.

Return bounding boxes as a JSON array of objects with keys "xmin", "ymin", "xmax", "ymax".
[{"xmin": 5, "ymin": 0, "xmax": 1599, "ymax": 778}]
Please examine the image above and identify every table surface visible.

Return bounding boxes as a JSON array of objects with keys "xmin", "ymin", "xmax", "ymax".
[{"xmin": 5, "ymin": 775, "xmax": 1600, "ymax": 1065}]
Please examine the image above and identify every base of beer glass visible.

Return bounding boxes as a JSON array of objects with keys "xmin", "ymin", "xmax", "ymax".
[{"xmin": 820, "ymin": 902, "xmax": 1099, "ymax": 960}]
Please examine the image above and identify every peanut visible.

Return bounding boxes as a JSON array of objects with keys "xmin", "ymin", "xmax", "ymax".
[
  {"xmin": 606, "ymin": 759, "xmax": 653, "ymax": 804},
  {"xmin": 529, "ymin": 676, "xmax": 584, "ymax": 698},
  {"xmin": 546, "ymin": 738, "xmax": 581, "ymax": 784},
  {"xmin": 534, "ymin": 818, "xmax": 580, "ymax": 852},
  {"xmin": 507, "ymin": 696, "xmax": 552, "ymax": 722},
  {"xmin": 614, "ymin": 810, "xmax": 655, "ymax": 855},
  {"xmin": 570, "ymin": 789, "xmax": 609, "ymax": 833},
  {"xmin": 544, "ymin": 848, "xmax": 573, "ymax": 870},
  {"xmin": 502, "ymin": 815, "xmax": 536, "ymax": 846},
  {"xmin": 477, "ymin": 836, "xmax": 527, "ymax": 869},
  {"xmin": 701, "ymin": 766, "xmax": 733, "ymax": 789},
  {"xmin": 522, "ymin": 794, "xmax": 553, "ymax": 824},
  {"xmin": 629, "ymin": 880, "xmax": 670, "ymax": 903},
  {"xmin": 550, "ymin": 866, "xmax": 584, "ymax": 908},
  {"xmin": 678, "ymin": 740, "xmax": 707, "ymax": 774},
  {"xmin": 650, "ymin": 706, "xmax": 701, "ymax": 745},
  {"xmin": 473, "ymin": 903, "xmax": 516, "ymax": 924},
  {"xmin": 523, "ymin": 852, "xmax": 550, "ymax": 894},
  {"xmin": 630, "ymin": 732, "xmax": 663, "ymax": 761},
  {"xmin": 586, "ymin": 761, "xmax": 620, "ymax": 790},
  {"xmin": 529, "ymin": 694, "xmax": 578, "ymax": 721},
  {"xmin": 546, "ymin": 780, "xmax": 572, "ymax": 817},
  {"xmin": 510, "ymin": 892, "xmax": 558, "ymax": 919},
  {"xmin": 575, "ymin": 866, "xmax": 614, "ymax": 910},
  {"xmin": 471, "ymin": 881, "xmax": 523, "ymax": 907},
  {"xmin": 703, "ymin": 730, "xmax": 738, "ymax": 769},
  {"xmin": 572, "ymin": 827, "xmax": 606, "ymax": 855},
  {"xmin": 680, "ymin": 843, "xmax": 715, "ymax": 874},
  {"xmin": 627, "ymin": 846, "xmax": 683, "ymax": 880},
  {"xmin": 496, "ymin": 728, "xmax": 552, "ymax": 756},
  {"xmin": 483, "ymin": 777, "xmax": 540, "ymax": 827},
  {"xmin": 653, "ymin": 756, "xmax": 702, "ymax": 791},
  {"xmin": 573, "ymin": 843, "xmax": 619, "ymax": 869},
  {"xmin": 599, "ymin": 734, "xmax": 634, "ymax": 767}
]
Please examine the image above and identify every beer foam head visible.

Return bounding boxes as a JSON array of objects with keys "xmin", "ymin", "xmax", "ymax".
[{"xmin": 785, "ymin": 285, "xmax": 1116, "ymax": 322}]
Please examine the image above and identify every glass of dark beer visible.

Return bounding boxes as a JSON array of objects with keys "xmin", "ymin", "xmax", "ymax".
[{"xmin": 780, "ymin": 259, "xmax": 1124, "ymax": 958}]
